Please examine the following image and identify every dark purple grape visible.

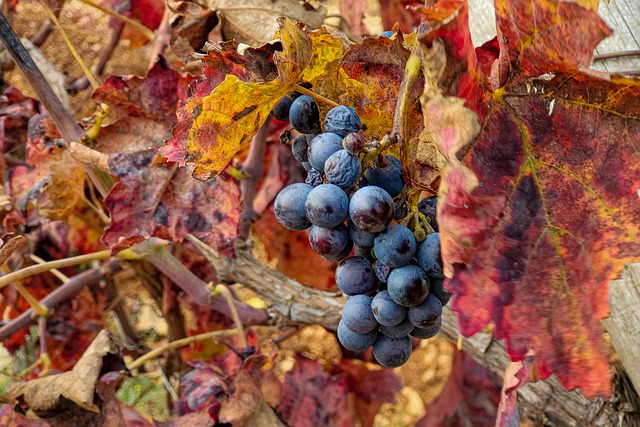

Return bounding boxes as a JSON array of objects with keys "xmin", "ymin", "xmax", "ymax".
[
  {"xmin": 291, "ymin": 135, "xmax": 308, "ymax": 162},
  {"xmin": 305, "ymin": 169, "xmax": 323, "ymax": 187},
  {"xmin": 373, "ymin": 335, "xmax": 412, "ymax": 368},
  {"xmin": 308, "ymin": 132, "xmax": 343, "ymax": 173},
  {"xmin": 271, "ymin": 94, "xmax": 294, "ymax": 121},
  {"xmin": 337, "ymin": 319, "xmax": 378, "ymax": 351},
  {"xmin": 416, "ymin": 233, "xmax": 443, "ymax": 278},
  {"xmin": 373, "ymin": 224, "xmax": 417, "ymax": 268},
  {"xmin": 418, "ymin": 196, "xmax": 438, "ymax": 231},
  {"xmin": 408, "ymin": 294, "xmax": 442, "ymax": 329},
  {"xmin": 429, "ymin": 278, "xmax": 452, "ymax": 306},
  {"xmin": 371, "ymin": 290, "xmax": 406, "ymax": 326},
  {"xmin": 410, "ymin": 317, "xmax": 441, "ymax": 339},
  {"xmin": 365, "ymin": 156, "xmax": 405, "ymax": 198},
  {"xmin": 379, "ymin": 318, "xmax": 414, "ymax": 338},
  {"xmin": 336, "ymin": 256, "xmax": 376, "ymax": 295},
  {"xmin": 304, "ymin": 184, "xmax": 349, "ymax": 228},
  {"xmin": 308, "ymin": 224, "xmax": 351, "ymax": 261},
  {"xmin": 342, "ymin": 294, "xmax": 378, "ymax": 333},
  {"xmin": 342, "ymin": 131, "xmax": 366, "ymax": 154},
  {"xmin": 374, "ymin": 262, "xmax": 391, "ymax": 283},
  {"xmin": 328, "ymin": 239, "xmax": 353, "ymax": 262},
  {"xmin": 348, "ymin": 220, "xmax": 378, "ymax": 247},
  {"xmin": 289, "ymin": 95, "xmax": 320, "ymax": 134},
  {"xmin": 274, "ymin": 183, "xmax": 312, "ymax": 230},
  {"xmin": 324, "ymin": 105, "xmax": 361, "ymax": 136},
  {"xmin": 349, "ymin": 186, "xmax": 394, "ymax": 233},
  {"xmin": 387, "ymin": 264, "xmax": 429, "ymax": 307},
  {"xmin": 324, "ymin": 150, "xmax": 361, "ymax": 189}
]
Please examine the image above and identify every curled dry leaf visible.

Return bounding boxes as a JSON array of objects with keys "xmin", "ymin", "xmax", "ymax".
[
  {"xmin": 0, "ymin": 234, "xmax": 26, "ymax": 266},
  {"xmin": 169, "ymin": 0, "xmax": 326, "ymax": 51},
  {"xmin": 8, "ymin": 330, "xmax": 118, "ymax": 412}
]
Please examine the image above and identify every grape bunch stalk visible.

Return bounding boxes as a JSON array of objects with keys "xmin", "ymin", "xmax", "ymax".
[{"xmin": 272, "ymin": 93, "xmax": 450, "ymax": 368}]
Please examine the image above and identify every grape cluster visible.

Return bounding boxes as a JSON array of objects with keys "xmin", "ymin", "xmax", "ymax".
[{"xmin": 272, "ymin": 94, "xmax": 450, "ymax": 368}]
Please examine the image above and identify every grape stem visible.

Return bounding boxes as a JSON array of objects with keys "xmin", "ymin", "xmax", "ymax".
[
  {"xmin": 127, "ymin": 329, "xmax": 241, "ymax": 371},
  {"xmin": 294, "ymin": 84, "xmax": 340, "ymax": 108}
]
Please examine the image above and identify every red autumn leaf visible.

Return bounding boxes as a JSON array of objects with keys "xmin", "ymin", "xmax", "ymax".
[
  {"xmin": 277, "ymin": 354, "xmax": 351, "ymax": 427},
  {"xmin": 417, "ymin": 349, "xmax": 501, "ymax": 427},
  {"xmin": 160, "ymin": 19, "xmax": 312, "ymax": 180},
  {"xmin": 103, "ymin": 149, "xmax": 241, "ymax": 255},
  {"xmin": 158, "ymin": 39, "xmax": 280, "ymax": 165},
  {"xmin": 433, "ymin": 0, "xmax": 640, "ymax": 397},
  {"xmin": 176, "ymin": 363, "xmax": 226, "ymax": 415}
]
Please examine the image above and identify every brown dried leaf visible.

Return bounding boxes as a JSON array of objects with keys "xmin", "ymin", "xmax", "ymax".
[{"xmin": 8, "ymin": 330, "xmax": 117, "ymax": 412}]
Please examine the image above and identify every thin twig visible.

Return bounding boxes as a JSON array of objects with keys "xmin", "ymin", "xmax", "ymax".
[
  {"xmin": 238, "ymin": 118, "xmax": 270, "ymax": 240},
  {"xmin": 127, "ymin": 329, "xmax": 240, "ymax": 371},
  {"xmin": 0, "ymin": 250, "xmax": 111, "ymax": 290},
  {"xmin": 593, "ymin": 49, "xmax": 640, "ymax": 61},
  {"xmin": 148, "ymin": 6, "xmax": 170, "ymax": 69},
  {"xmin": 29, "ymin": 254, "xmax": 70, "ymax": 283},
  {"xmin": 213, "ymin": 284, "xmax": 247, "ymax": 348},
  {"xmin": 294, "ymin": 84, "xmax": 339, "ymax": 108},
  {"xmin": 35, "ymin": 0, "xmax": 99, "ymax": 89},
  {"xmin": 13, "ymin": 282, "xmax": 48, "ymax": 316},
  {"xmin": 0, "ymin": 260, "xmax": 123, "ymax": 340}
]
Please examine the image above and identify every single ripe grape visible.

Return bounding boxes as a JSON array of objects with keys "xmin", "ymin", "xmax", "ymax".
[
  {"xmin": 387, "ymin": 264, "xmax": 430, "ymax": 307},
  {"xmin": 416, "ymin": 233, "xmax": 444, "ymax": 278},
  {"xmin": 349, "ymin": 186, "xmax": 394, "ymax": 233},
  {"xmin": 336, "ymin": 256, "xmax": 376, "ymax": 295},
  {"xmin": 307, "ymin": 132, "xmax": 343, "ymax": 173},
  {"xmin": 410, "ymin": 317, "xmax": 441, "ymax": 339},
  {"xmin": 428, "ymin": 278, "xmax": 452, "ymax": 306},
  {"xmin": 324, "ymin": 150, "xmax": 361, "ymax": 188},
  {"xmin": 342, "ymin": 294, "xmax": 378, "ymax": 333},
  {"xmin": 371, "ymin": 290, "xmax": 406, "ymax": 326},
  {"xmin": 418, "ymin": 196, "xmax": 438, "ymax": 231},
  {"xmin": 407, "ymin": 294, "xmax": 442, "ymax": 329},
  {"xmin": 271, "ymin": 94, "xmax": 294, "ymax": 121},
  {"xmin": 308, "ymin": 224, "xmax": 351, "ymax": 261},
  {"xmin": 291, "ymin": 135, "xmax": 308, "ymax": 162},
  {"xmin": 304, "ymin": 184, "xmax": 349, "ymax": 228},
  {"xmin": 289, "ymin": 95, "xmax": 320, "ymax": 134},
  {"xmin": 337, "ymin": 319, "xmax": 378, "ymax": 351},
  {"xmin": 342, "ymin": 131, "xmax": 366, "ymax": 154},
  {"xmin": 373, "ymin": 224, "xmax": 417, "ymax": 267},
  {"xmin": 365, "ymin": 156, "xmax": 405, "ymax": 198},
  {"xmin": 373, "ymin": 335, "xmax": 412, "ymax": 368},
  {"xmin": 324, "ymin": 105, "xmax": 361, "ymax": 136},
  {"xmin": 379, "ymin": 318, "xmax": 414, "ymax": 338},
  {"xmin": 273, "ymin": 183, "xmax": 312, "ymax": 230}
]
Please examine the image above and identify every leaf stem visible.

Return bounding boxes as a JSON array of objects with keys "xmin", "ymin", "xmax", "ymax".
[
  {"xmin": 127, "ymin": 329, "xmax": 240, "ymax": 371},
  {"xmin": 0, "ymin": 250, "xmax": 111, "ymax": 290},
  {"xmin": 13, "ymin": 283, "xmax": 48, "ymax": 316},
  {"xmin": 213, "ymin": 284, "xmax": 247, "ymax": 348},
  {"xmin": 35, "ymin": 0, "xmax": 100, "ymax": 90},
  {"xmin": 29, "ymin": 254, "xmax": 70, "ymax": 283},
  {"xmin": 294, "ymin": 84, "xmax": 339, "ymax": 108}
]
